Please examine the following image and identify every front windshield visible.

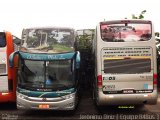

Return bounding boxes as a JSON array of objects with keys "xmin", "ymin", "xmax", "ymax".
[
  {"xmin": 100, "ymin": 23, "xmax": 152, "ymax": 42},
  {"xmin": 21, "ymin": 28, "xmax": 75, "ymax": 53},
  {"xmin": 18, "ymin": 59, "xmax": 74, "ymax": 91}
]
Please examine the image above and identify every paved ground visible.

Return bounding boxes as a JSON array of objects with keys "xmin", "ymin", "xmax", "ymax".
[{"xmin": 0, "ymin": 90, "xmax": 160, "ymax": 120}]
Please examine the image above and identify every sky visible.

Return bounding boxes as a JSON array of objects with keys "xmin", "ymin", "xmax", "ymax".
[{"xmin": 0, "ymin": 0, "xmax": 160, "ymax": 38}]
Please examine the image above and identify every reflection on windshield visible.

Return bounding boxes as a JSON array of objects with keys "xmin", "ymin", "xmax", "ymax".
[
  {"xmin": 101, "ymin": 23, "xmax": 151, "ymax": 42},
  {"xmin": 21, "ymin": 28, "xmax": 75, "ymax": 53},
  {"xmin": 18, "ymin": 59, "xmax": 74, "ymax": 91}
]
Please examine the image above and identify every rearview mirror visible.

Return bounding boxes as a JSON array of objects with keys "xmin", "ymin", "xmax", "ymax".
[
  {"xmin": 12, "ymin": 35, "xmax": 22, "ymax": 46},
  {"xmin": 76, "ymin": 51, "xmax": 80, "ymax": 69}
]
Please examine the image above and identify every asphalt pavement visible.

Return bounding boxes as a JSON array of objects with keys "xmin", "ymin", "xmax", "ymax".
[{"xmin": 0, "ymin": 89, "xmax": 160, "ymax": 120}]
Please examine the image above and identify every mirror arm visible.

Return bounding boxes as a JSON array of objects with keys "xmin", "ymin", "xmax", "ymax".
[
  {"xmin": 76, "ymin": 51, "xmax": 80, "ymax": 69},
  {"xmin": 9, "ymin": 51, "xmax": 19, "ymax": 68}
]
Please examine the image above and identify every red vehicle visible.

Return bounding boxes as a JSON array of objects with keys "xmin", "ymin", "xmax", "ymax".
[{"xmin": 0, "ymin": 31, "xmax": 19, "ymax": 103}]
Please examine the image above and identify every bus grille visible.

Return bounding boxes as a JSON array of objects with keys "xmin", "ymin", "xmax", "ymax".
[
  {"xmin": 104, "ymin": 58, "xmax": 151, "ymax": 74},
  {"xmin": 0, "ymin": 64, "xmax": 6, "ymax": 74}
]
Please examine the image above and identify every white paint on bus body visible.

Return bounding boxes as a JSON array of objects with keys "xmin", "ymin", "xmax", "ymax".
[{"xmin": 0, "ymin": 46, "xmax": 8, "ymax": 92}]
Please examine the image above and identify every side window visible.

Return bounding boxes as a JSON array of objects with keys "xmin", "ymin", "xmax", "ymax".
[{"xmin": 0, "ymin": 32, "xmax": 6, "ymax": 47}]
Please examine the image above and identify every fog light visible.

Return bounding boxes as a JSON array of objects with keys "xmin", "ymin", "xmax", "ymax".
[
  {"xmin": 109, "ymin": 95, "xmax": 114, "ymax": 98},
  {"xmin": 66, "ymin": 102, "xmax": 74, "ymax": 108},
  {"xmin": 69, "ymin": 102, "xmax": 74, "ymax": 106},
  {"xmin": 144, "ymin": 94, "xmax": 148, "ymax": 97}
]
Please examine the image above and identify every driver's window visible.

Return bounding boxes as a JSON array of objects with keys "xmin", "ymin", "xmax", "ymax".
[{"xmin": 0, "ymin": 32, "xmax": 6, "ymax": 47}]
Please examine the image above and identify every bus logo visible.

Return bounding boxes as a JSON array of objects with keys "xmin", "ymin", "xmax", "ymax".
[
  {"xmin": 42, "ymin": 98, "xmax": 47, "ymax": 101},
  {"xmin": 103, "ymin": 76, "xmax": 115, "ymax": 80}
]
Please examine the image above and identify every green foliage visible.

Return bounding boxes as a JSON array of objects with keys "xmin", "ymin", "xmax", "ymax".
[
  {"xmin": 131, "ymin": 14, "xmax": 138, "ymax": 19},
  {"xmin": 75, "ymin": 29, "xmax": 94, "ymax": 51},
  {"xmin": 141, "ymin": 10, "xmax": 147, "ymax": 14},
  {"xmin": 76, "ymin": 34, "xmax": 91, "ymax": 50},
  {"xmin": 36, "ymin": 43, "xmax": 73, "ymax": 53},
  {"xmin": 155, "ymin": 32, "xmax": 160, "ymax": 37},
  {"xmin": 27, "ymin": 36, "xmax": 38, "ymax": 45},
  {"xmin": 139, "ymin": 14, "xmax": 144, "ymax": 19},
  {"xmin": 132, "ymin": 10, "xmax": 146, "ymax": 19},
  {"xmin": 53, "ymin": 44, "xmax": 73, "ymax": 52},
  {"xmin": 130, "ymin": 10, "xmax": 160, "ymax": 49},
  {"xmin": 75, "ymin": 29, "xmax": 95, "ymax": 89},
  {"xmin": 47, "ymin": 37, "xmax": 58, "ymax": 44}
]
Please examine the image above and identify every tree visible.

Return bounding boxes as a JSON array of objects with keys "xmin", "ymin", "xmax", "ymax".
[
  {"xmin": 155, "ymin": 32, "xmax": 160, "ymax": 42},
  {"xmin": 75, "ymin": 29, "xmax": 95, "ymax": 89},
  {"xmin": 132, "ymin": 10, "xmax": 146, "ymax": 19},
  {"xmin": 129, "ymin": 10, "xmax": 160, "ymax": 39},
  {"xmin": 75, "ymin": 29, "xmax": 94, "ymax": 51}
]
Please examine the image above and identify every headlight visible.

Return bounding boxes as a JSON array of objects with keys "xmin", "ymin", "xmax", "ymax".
[
  {"xmin": 62, "ymin": 94, "xmax": 74, "ymax": 99},
  {"xmin": 17, "ymin": 93, "xmax": 28, "ymax": 99}
]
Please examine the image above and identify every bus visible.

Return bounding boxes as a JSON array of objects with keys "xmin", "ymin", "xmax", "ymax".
[
  {"xmin": 92, "ymin": 20, "xmax": 158, "ymax": 106},
  {"xmin": 9, "ymin": 27, "xmax": 80, "ymax": 110},
  {"xmin": 0, "ymin": 31, "xmax": 19, "ymax": 103}
]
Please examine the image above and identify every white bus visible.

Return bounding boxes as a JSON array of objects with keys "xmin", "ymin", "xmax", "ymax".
[{"xmin": 92, "ymin": 20, "xmax": 158, "ymax": 106}]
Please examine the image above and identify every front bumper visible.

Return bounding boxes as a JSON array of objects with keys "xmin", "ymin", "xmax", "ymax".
[
  {"xmin": 96, "ymin": 89, "xmax": 158, "ymax": 105},
  {"xmin": 17, "ymin": 92, "xmax": 76, "ymax": 110}
]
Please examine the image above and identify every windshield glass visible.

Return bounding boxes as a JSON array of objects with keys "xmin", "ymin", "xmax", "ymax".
[
  {"xmin": 18, "ymin": 59, "xmax": 74, "ymax": 91},
  {"xmin": 21, "ymin": 28, "xmax": 75, "ymax": 53},
  {"xmin": 0, "ymin": 32, "xmax": 6, "ymax": 47},
  {"xmin": 100, "ymin": 23, "xmax": 151, "ymax": 42}
]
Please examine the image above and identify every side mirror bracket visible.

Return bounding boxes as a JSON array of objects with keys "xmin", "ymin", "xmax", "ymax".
[{"xmin": 9, "ymin": 51, "xmax": 19, "ymax": 68}]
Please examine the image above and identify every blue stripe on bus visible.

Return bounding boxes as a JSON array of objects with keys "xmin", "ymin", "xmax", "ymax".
[
  {"xmin": 17, "ymin": 87, "xmax": 75, "ymax": 98},
  {"xmin": 19, "ymin": 51, "xmax": 76, "ymax": 60}
]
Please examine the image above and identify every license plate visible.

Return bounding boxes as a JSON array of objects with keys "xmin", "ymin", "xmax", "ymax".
[{"xmin": 39, "ymin": 104, "xmax": 49, "ymax": 109}]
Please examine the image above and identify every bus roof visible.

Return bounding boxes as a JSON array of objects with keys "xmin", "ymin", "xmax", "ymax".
[
  {"xmin": 22, "ymin": 26, "xmax": 74, "ymax": 30},
  {"xmin": 100, "ymin": 20, "xmax": 152, "ymax": 25}
]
